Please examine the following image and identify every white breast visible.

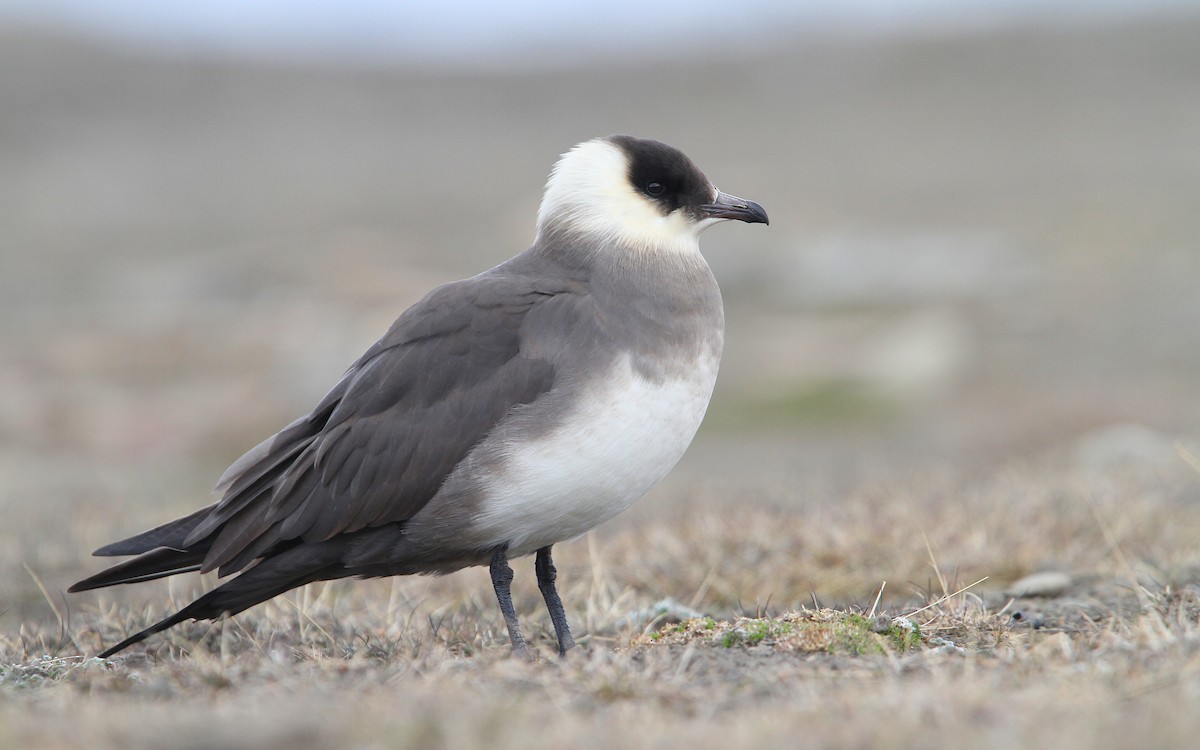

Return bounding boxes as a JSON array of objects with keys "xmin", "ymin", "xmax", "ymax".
[{"xmin": 471, "ymin": 351, "xmax": 720, "ymax": 555}]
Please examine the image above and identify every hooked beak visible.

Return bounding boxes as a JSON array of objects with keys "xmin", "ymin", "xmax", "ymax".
[{"xmin": 700, "ymin": 191, "xmax": 769, "ymax": 225}]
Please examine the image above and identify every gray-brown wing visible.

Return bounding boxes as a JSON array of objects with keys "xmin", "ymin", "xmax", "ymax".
[{"xmin": 186, "ymin": 272, "xmax": 576, "ymax": 575}]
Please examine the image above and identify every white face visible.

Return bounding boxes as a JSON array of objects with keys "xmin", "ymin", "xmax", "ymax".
[{"xmin": 535, "ymin": 139, "xmax": 720, "ymax": 255}]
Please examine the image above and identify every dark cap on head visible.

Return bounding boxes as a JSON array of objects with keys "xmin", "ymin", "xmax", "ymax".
[{"xmin": 608, "ymin": 135, "xmax": 768, "ymax": 225}]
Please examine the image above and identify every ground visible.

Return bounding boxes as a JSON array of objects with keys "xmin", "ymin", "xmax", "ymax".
[{"xmin": 4, "ymin": 458, "xmax": 1199, "ymax": 749}]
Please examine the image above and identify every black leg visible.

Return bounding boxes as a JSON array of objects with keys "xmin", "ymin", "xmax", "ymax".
[
  {"xmin": 535, "ymin": 545, "xmax": 576, "ymax": 656},
  {"xmin": 489, "ymin": 547, "xmax": 529, "ymax": 658}
]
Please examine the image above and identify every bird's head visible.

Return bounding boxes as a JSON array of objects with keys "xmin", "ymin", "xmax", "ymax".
[{"xmin": 535, "ymin": 135, "xmax": 768, "ymax": 255}]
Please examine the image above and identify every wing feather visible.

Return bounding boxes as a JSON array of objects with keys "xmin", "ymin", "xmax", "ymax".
[
  {"xmin": 81, "ymin": 270, "xmax": 577, "ymax": 582},
  {"xmin": 196, "ymin": 273, "xmax": 570, "ymax": 571}
]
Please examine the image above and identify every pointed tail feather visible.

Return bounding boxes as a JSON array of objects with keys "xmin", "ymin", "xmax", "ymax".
[
  {"xmin": 69, "ymin": 547, "xmax": 208, "ymax": 592},
  {"xmin": 93, "ymin": 506, "xmax": 215, "ymax": 557},
  {"xmin": 98, "ymin": 604, "xmax": 201, "ymax": 658},
  {"xmin": 94, "ymin": 540, "xmax": 349, "ymax": 657}
]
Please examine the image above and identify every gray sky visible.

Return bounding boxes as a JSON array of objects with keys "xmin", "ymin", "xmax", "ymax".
[{"xmin": 0, "ymin": 0, "xmax": 1192, "ymax": 67}]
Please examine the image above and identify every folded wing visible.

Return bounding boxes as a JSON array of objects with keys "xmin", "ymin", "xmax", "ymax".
[{"xmin": 71, "ymin": 272, "xmax": 574, "ymax": 592}]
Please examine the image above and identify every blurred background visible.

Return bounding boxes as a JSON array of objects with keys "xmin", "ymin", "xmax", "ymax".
[{"xmin": 2, "ymin": 1, "xmax": 1198, "ymax": 627}]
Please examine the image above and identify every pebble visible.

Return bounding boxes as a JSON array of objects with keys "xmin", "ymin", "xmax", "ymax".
[{"xmin": 1007, "ymin": 571, "xmax": 1072, "ymax": 598}]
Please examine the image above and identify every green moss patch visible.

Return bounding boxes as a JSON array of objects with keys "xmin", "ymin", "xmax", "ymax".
[{"xmin": 637, "ymin": 609, "xmax": 924, "ymax": 655}]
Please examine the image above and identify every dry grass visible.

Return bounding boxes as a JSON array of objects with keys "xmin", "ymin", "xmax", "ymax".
[{"xmin": 3, "ymin": 460, "xmax": 1199, "ymax": 750}]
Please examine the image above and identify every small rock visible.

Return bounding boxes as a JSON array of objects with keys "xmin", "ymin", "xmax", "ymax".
[
  {"xmin": 1028, "ymin": 631, "xmax": 1074, "ymax": 660},
  {"xmin": 1007, "ymin": 571, "xmax": 1073, "ymax": 598},
  {"xmin": 616, "ymin": 598, "xmax": 706, "ymax": 629},
  {"xmin": 868, "ymin": 616, "xmax": 894, "ymax": 634},
  {"xmin": 1010, "ymin": 610, "xmax": 1046, "ymax": 629},
  {"xmin": 927, "ymin": 637, "xmax": 966, "ymax": 655},
  {"xmin": 1074, "ymin": 424, "xmax": 1180, "ymax": 470}
]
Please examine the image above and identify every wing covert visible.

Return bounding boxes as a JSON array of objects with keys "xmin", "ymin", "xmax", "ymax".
[{"xmin": 195, "ymin": 272, "xmax": 575, "ymax": 573}]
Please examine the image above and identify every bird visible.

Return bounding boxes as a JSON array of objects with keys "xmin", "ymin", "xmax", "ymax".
[{"xmin": 70, "ymin": 135, "xmax": 768, "ymax": 659}]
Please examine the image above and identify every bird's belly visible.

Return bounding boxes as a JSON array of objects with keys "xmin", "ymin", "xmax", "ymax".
[{"xmin": 471, "ymin": 352, "xmax": 719, "ymax": 556}]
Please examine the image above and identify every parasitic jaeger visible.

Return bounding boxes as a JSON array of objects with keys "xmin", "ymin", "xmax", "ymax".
[{"xmin": 71, "ymin": 135, "xmax": 768, "ymax": 658}]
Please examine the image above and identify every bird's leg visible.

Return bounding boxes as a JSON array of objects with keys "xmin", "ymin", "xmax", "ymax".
[
  {"xmin": 535, "ymin": 545, "xmax": 576, "ymax": 656},
  {"xmin": 489, "ymin": 546, "xmax": 530, "ymax": 659}
]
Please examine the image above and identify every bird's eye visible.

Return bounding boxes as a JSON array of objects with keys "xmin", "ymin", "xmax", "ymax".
[{"xmin": 645, "ymin": 182, "xmax": 665, "ymax": 197}]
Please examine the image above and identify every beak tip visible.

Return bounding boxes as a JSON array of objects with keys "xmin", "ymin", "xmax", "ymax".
[
  {"xmin": 702, "ymin": 193, "xmax": 770, "ymax": 225},
  {"xmin": 748, "ymin": 201, "xmax": 769, "ymax": 226}
]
